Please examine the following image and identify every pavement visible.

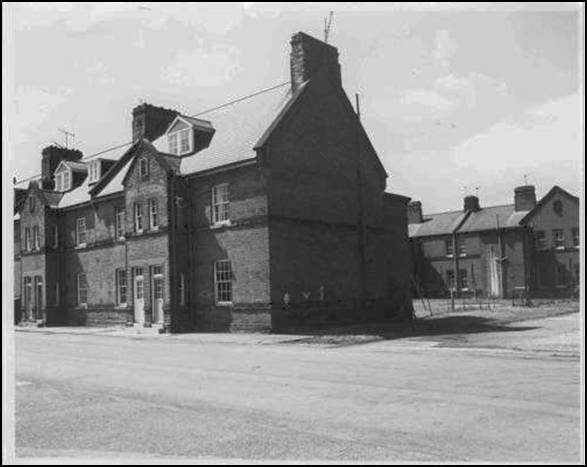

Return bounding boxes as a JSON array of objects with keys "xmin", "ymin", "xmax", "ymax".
[{"xmin": 11, "ymin": 309, "xmax": 583, "ymax": 463}]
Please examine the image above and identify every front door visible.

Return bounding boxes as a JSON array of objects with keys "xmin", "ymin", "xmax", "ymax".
[
  {"xmin": 151, "ymin": 266, "xmax": 164, "ymax": 325},
  {"xmin": 34, "ymin": 276, "xmax": 43, "ymax": 320},
  {"xmin": 24, "ymin": 277, "xmax": 33, "ymax": 322},
  {"xmin": 133, "ymin": 268, "xmax": 145, "ymax": 325}
]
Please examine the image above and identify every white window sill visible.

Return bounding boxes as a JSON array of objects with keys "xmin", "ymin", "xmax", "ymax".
[
  {"xmin": 117, "ymin": 236, "xmax": 126, "ymax": 242},
  {"xmin": 151, "ymin": 226, "xmax": 159, "ymax": 232},
  {"xmin": 75, "ymin": 243, "xmax": 87, "ymax": 249},
  {"xmin": 115, "ymin": 304, "xmax": 128, "ymax": 309},
  {"xmin": 216, "ymin": 301, "xmax": 233, "ymax": 307},
  {"xmin": 76, "ymin": 303, "xmax": 88, "ymax": 309},
  {"xmin": 555, "ymin": 246, "xmax": 565, "ymax": 250},
  {"xmin": 446, "ymin": 254, "xmax": 454, "ymax": 258}
]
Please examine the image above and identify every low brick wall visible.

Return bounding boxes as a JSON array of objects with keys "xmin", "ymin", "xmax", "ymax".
[
  {"xmin": 195, "ymin": 304, "xmax": 272, "ymax": 332},
  {"xmin": 66, "ymin": 307, "xmax": 133, "ymax": 327}
]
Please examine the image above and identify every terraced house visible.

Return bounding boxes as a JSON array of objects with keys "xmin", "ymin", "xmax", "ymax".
[
  {"xmin": 409, "ymin": 185, "xmax": 580, "ymax": 299},
  {"xmin": 13, "ymin": 31, "xmax": 413, "ymax": 332}
]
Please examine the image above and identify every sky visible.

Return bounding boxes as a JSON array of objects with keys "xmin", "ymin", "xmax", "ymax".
[{"xmin": 3, "ymin": 3, "xmax": 583, "ymax": 212}]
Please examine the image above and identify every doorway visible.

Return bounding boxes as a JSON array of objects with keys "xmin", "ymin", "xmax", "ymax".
[{"xmin": 133, "ymin": 267, "xmax": 145, "ymax": 325}]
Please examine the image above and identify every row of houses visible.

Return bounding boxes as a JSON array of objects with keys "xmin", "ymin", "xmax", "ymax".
[
  {"xmin": 408, "ymin": 186, "xmax": 580, "ymax": 300},
  {"xmin": 13, "ymin": 31, "xmax": 413, "ymax": 332},
  {"xmin": 12, "ymin": 31, "xmax": 580, "ymax": 332}
]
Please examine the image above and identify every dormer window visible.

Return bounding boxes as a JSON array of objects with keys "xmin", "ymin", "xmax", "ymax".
[
  {"xmin": 88, "ymin": 160, "xmax": 101, "ymax": 183},
  {"xmin": 168, "ymin": 128, "xmax": 192, "ymax": 156},
  {"xmin": 55, "ymin": 170, "xmax": 71, "ymax": 192}
]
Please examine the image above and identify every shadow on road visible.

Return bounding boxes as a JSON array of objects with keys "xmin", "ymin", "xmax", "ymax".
[{"xmin": 279, "ymin": 315, "xmax": 537, "ymax": 347}]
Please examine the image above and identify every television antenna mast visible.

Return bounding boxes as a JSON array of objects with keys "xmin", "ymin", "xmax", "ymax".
[
  {"xmin": 323, "ymin": 11, "xmax": 334, "ymax": 43},
  {"xmin": 58, "ymin": 128, "xmax": 75, "ymax": 148}
]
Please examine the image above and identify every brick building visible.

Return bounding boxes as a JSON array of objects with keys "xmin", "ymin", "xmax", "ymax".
[
  {"xmin": 409, "ymin": 185, "xmax": 580, "ymax": 299},
  {"xmin": 13, "ymin": 32, "xmax": 413, "ymax": 332}
]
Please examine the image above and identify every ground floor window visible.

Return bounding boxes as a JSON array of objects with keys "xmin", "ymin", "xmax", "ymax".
[
  {"xmin": 77, "ymin": 273, "xmax": 88, "ymax": 305},
  {"xmin": 116, "ymin": 269, "xmax": 127, "ymax": 305},
  {"xmin": 178, "ymin": 273, "xmax": 185, "ymax": 306},
  {"xmin": 458, "ymin": 269, "xmax": 468, "ymax": 291},
  {"xmin": 214, "ymin": 260, "xmax": 233, "ymax": 304}
]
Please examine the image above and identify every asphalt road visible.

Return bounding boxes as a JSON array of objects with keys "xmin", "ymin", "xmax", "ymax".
[{"xmin": 14, "ymin": 316, "xmax": 582, "ymax": 463}]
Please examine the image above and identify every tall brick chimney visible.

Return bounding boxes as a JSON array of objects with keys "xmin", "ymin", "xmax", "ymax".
[
  {"xmin": 464, "ymin": 195, "xmax": 481, "ymax": 212},
  {"xmin": 132, "ymin": 103, "xmax": 179, "ymax": 142},
  {"xmin": 407, "ymin": 201, "xmax": 423, "ymax": 224},
  {"xmin": 514, "ymin": 185, "xmax": 536, "ymax": 211},
  {"xmin": 290, "ymin": 32, "xmax": 341, "ymax": 92},
  {"xmin": 41, "ymin": 145, "xmax": 83, "ymax": 190}
]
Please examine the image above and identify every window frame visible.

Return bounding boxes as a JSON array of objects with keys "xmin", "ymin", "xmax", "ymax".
[
  {"xmin": 88, "ymin": 160, "xmax": 101, "ymax": 183},
  {"xmin": 115, "ymin": 268, "xmax": 127, "ymax": 306},
  {"xmin": 553, "ymin": 229, "xmax": 565, "ymax": 250},
  {"xmin": 211, "ymin": 183, "xmax": 230, "ymax": 226},
  {"xmin": 76, "ymin": 217, "xmax": 87, "ymax": 247},
  {"xmin": 168, "ymin": 128, "xmax": 192, "ymax": 156},
  {"xmin": 29, "ymin": 197, "xmax": 35, "ymax": 212},
  {"xmin": 178, "ymin": 273, "xmax": 185, "ymax": 306},
  {"xmin": 134, "ymin": 202, "xmax": 144, "ymax": 233},
  {"xmin": 572, "ymin": 228, "xmax": 579, "ymax": 248},
  {"xmin": 445, "ymin": 238, "xmax": 454, "ymax": 258},
  {"xmin": 32, "ymin": 225, "xmax": 40, "ymax": 250},
  {"xmin": 456, "ymin": 237, "xmax": 466, "ymax": 257},
  {"xmin": 24, "ymin": 227, "xmax": 31, "ymax": 252},
  {"xmin": 458, "ymin": 269, "xmax": 468, "ymax": 291},
  {"xmin": 77, "ymin": 272, "xmax": 88, "ymax": 306},
  {"xmin": 214, "ymin": 260, "xmax": 233, "ymax": 305},
  {"xmin": 115, "ymin": 207, "xmax": 125, "ymax": 240},
  {"xmin": 149, "ymin": 199, "xmax": 159, "ymax": 230},
  {"xmin": 534, "ymin": 230, "xmax": 546, "ymax": 250}
]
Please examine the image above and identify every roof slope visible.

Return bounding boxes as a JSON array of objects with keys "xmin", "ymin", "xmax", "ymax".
[
  {"xmin": 152, "ymin": 83, "xmax": 299, "ymax": 175},
  {"xmin": 458, "ymin": 204, "xmax": 528, "ymax": 233},
  {"xmin": 409, "ymin": 210, "xmax": 468, "ymax": 237}
]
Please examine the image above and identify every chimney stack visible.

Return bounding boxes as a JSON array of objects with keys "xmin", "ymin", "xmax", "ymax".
[
  {"xmin": 132, "ymin": 103, "xmax": 179, "ymax": 142},
  {"xmin": 407, "ymin": 201, "xmax": 423, "ymax": 224},
  {"xmin": 290, "ymin": 32, "xmax": 341, "ymax": 93},
  {"xmin": 41, "ymin": 145, "xmax": 83, "ymax": 190},
  {"xmin": 464, "ymin": 195, "xmax": 481, "ymax": 212},
  {"xmin": 514, "ymin": 185, "xmax": 536, "ymax": 211}
]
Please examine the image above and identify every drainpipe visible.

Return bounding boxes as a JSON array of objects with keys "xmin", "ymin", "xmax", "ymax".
[{"xmin": 167, "ymin": 172, "xmax": 177, "ymax": 331}]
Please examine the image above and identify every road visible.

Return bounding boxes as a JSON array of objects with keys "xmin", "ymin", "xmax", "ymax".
[{"xmin": 14, "ymin": 314, "xmax": 582, "ymax": 463}]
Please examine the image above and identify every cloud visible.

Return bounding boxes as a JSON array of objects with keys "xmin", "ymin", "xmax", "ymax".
[
  {"xmin": 433, "ymin": 29, "xmax": 456, "ymax": 72},
  {"xmin": 452, "ymin": 93, "xmax": 581, "ymax": 175},
  {"xmin": 11, "ymin": 86, "xmax": 72, "ymax": 146},
  {"xmin": 160, "ymin": 45, "xmax": 241, "ymax": 88}
]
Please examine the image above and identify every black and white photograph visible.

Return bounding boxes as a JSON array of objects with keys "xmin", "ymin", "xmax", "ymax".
[{"xmin": 2, "ymin": 2, "xmax": 584, "ymax": 464}]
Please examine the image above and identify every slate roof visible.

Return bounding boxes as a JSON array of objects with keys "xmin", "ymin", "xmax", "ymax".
[
  {"xmin": 409, "ymin": 210, "xmax": 468, "ymax": 238},
  {"xmin": 28, "ymin": 81, "xmax": 308, "ymax": 209},
  {"xmin": 152, "ymin": 82, "xmax": 305, "ymax": 175},
  {"xmin": 458, "ymin": 204, "xmax": 529, "ymax": 233},
  {"xmin": 408, "ymin": 204, "xmax": 530, "ymax": 238}
]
